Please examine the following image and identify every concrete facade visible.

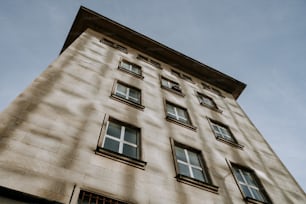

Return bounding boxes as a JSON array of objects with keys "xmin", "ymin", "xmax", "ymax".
[{"xmin": 0, "ymin": 7, "xmax": 305, "ymax": 204}]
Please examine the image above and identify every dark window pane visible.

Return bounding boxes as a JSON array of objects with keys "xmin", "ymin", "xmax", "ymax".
[
  {"xmin": 241, "ymin": 185, "xmax": 252, "ymax": 198},
  {"xmin": 123, "ymin": 144, "xmax": 137, "ymax": 159},
  {"xmin": 175, "ymin": 146, "xmax": 187, "ymax": 162},
  {"xmin": 131, "ymin": 66, "xmax": 140, "ymax": 74},
  {"xmin": 188, "ymin": 151, "xmax": 201, "ymax": 166},
  {"xmin": 244, "ymin": 172, "xmax": 257, "ymax": 186},
  {"xmin": 106, "ymin": 122, "xmax": 121, "ymax": 138},
  {"xmin": 104, "ymin": 138, "xmax": 120, "ymax": 153},
  {"xmin": 178, "ymin": 163, "xmax": 190, "ymax": 177},
  {"xmin": 192, "ymin": 167, "xmax": 205, "ymax": 182},
  {"xmin": 124, "ymin": 127, "xmax": 137, "ymax": 144},
  {"xmin": 234, "ymin": 168, "xmax": 244, "ymax": 183}
]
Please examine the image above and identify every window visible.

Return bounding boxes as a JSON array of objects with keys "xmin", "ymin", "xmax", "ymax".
[
  {"xmin": 171, "ymin": 140, "xmax": 218, "ymax": 192},
  {"xmin": 231, "ymin": 165, "xmax": 271, "ymax": 203},
  {"xmin": 175, "ymin": 146, "xmax": 208, "ymax": 182},
  {"xmin": 137, "ymin": 54, "xmax": 162, "ymax": 69},
  {"xmin": 96, "ymin": 117, "xmax": 146, "ymax": 169},
  {"xmin": 100, "ymin": 38, "xmax": 127, "ymax": 53},
  {"xmin": 165, "ymin": 102, "xmax": 196, "ymax": 130},
  {"xmin": 202, "ymin": 82, "xmax": 223, "ymax": 97},
  {"xmin": 118, "ymin": 60, "xmax": 142, "ymax": 77},
  {"xmin": 78, "ymin": 190, "xmax": 127, "ymax": 204},
  {"xmin": 111, "ymin": 81, "xmax": 144, "ymax": 110},
  {"xmin": 171, "ymin": 69, "xmax": 181, "ymax": 77},
  {"xmin": 197, "ymin": 92, "xmax": 219, "ymax": 111},
  {"xmin": 161, "ymin": 77, "xmax": 183, "ymax": 95},
  {"xmin": 171, "ymin": 69, "xmax": 193, "ymax": 82},
  {"xmin": 166, "ymin": 102, "xmax": 190, "ymax": 124},
  {"xmin": 209, "ymin": 119, "xmax": 243, "ymax": 148},
  {"xmin": 102, "ymin": 119, "xmax": 140, "ymax": 160},
  {"xmin": 182, "ymin": 74, "xmax": 193, "ymax": 82},
  {"xmin": 115, "ymin": 82, "xmax": 140, "ymax": 104}
]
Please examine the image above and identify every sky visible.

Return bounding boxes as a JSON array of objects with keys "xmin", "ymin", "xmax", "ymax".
[{"xmin": 0, "ymin": 0, "xmax": 305, "ymax": 192}]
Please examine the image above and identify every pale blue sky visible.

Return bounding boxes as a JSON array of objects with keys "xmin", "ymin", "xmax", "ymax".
[{"xmin": 0, "ymin": 0, "xmax": 305, "ymax": 191}]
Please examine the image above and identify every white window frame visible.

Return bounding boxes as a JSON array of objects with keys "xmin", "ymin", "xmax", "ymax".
[
  {"xmin": 102, "ymin": 121, "xmax": 139, "ymax": 159},
  {"xmin": 176, "ymin": 147, "xmax": 207, "ymax": 182},
  {"xmin": 120, "ymin": 61, "xmax": 141, "ymax": 75},
  {"xmin": 161, "ymin": 77, "xmax": 181, "ymax": 91},
  {"xmin": 211, "ymin": 122, "xmax": 235, "ymax": 142},
  {"xmin": 231, "ymin": 165, "xmax": 270, "ymax": 203},
  {"xmin": 115, "ymin": 83, "xmax": 140, "ymax": 104},
  {"xmin": 166, "ymin": 103, "xmax": 189, "ymax": 123}
]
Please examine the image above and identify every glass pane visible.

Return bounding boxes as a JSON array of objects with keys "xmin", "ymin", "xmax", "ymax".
[
  {"xmin": 175, "ymin": 146, "xmax": 187, "ymax": 162},
  {"xmin": 241, "ymin": 184, "xmax": 252, "ymax": 198},
  {"xmin": 178, "ymin": 163, "xmax": 190, "ymax": 177},
  {"xmin": 188, "ymin": 151, "xmax": 201, "ymax": 166},
  {"xmin": 128, "ymin": 88, "xmax": 140, "ymax": 103},
  {"xmin": 104, "ymin": 138, "xmax": 120, "ymax": 153},
  {"xmin": 124, "ymin": 127, "xmax": 138, "ymax": 144},
  {"xmin": 212, "ymin": 124, "xmax": 220, "ymax": 132},
  {"xmin": 166, "ymin": 104, "xmax": 175, "ymax": 115},
  {"xmin": 234, "ymin": 168, "xmax": 244, "ymax": 183},
  {"xmin": 106, "ymin": 122, "xmax": 121, "ymax": 138},
  {"xmin": 116, "ymin": 84, "xmax": 127, "ymax": 95},
  {"xmin": 177, "ymin": 108, "xmax": 187, "ymax": 118},
  {"xmin": 131, "ymin": 66, "xmax": 140, "ymax": 74},
  {"xmin": 123, "ymin": 144, "xmax": 137, "ymax": 159},
  {"xmin": 161, "ymin": 79, "xmax": 170, "ymax": 88},
  {"xmin": 251, "ymin": 188, "xmax": 265, "ymax": 202},
  {"xmin": 192, "ymin": 167, "xmax": 205, "ymax": 182},
  {"xmin": 120, "ymin": 61, "xmax": 130, "ymax": 70},
  {"xmin": 244, "ymin": 172, "xmax": 257, "ymax": 186}
]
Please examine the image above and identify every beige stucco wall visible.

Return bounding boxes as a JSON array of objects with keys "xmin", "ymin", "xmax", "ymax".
[{"xmin": 0, "ymin": 28, "xmax": 305, "ymax": 204}]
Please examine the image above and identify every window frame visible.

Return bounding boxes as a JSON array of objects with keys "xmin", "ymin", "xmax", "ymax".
[
  {"xmin": 201, "ymin": 82, "xmax": 224, "ymax": 97},
  {"xmin": 96, "ymin": 115, "xmax": 147, "ymax": 169},
  {"xmin": 160, "ymin": 76, "xmax": 184, "ymax": 96},
  {"xmin": 165, "ymin": 101, "xmax": 196, "ymax": 131},
  {"xmin": 78, "ymin": 190, "xmax": 129, "ymax": 204},
  {"xmin": 197, "ymin": 92, "xmax": 221, "ymax": 112},
  {"xmin": 118, "ymin": 60, "xmax": 143, "ymax": 79},
  {"xmin": 137, "ymin": 54, "xmax": 162, "ymax": 69},
  {"xmin": 207, "ymin": 118, "xmax": 243, "ymax": 149},
  {"xmin": 100, "ymin": 38, "xmax": 128, "ymax": 53},
  {"xmin": 111, "ymin": 80, "xmax": 145, "ymax": 110},
  {"xmin": 228, "ymin": 162, "xmax": 272, "ymax": 204},
  {"xmin": 170, "ymin": 139, "xmax": 219, "ymax": 193}
]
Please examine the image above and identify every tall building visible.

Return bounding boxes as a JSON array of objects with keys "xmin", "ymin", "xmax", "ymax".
[{"xmin": 0, "ymin": 6, "xmax": 304, "ymax": 204}]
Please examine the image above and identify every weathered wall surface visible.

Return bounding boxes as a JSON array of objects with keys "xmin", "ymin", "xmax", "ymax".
[{"xmin": 0, "ymin": 28, "xmax": 304, "ymax": 203}]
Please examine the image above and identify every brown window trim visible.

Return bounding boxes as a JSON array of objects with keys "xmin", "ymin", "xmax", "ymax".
[
  {"xmin": 96, "ymin": 115, "xmax": 147, "ymax": 170},
  {"xmin": 160, "ymin": 76, "xmax": 185, "ymax": 96},
  {"xmin": 197, "ymin": 92, "xmax": 222, "ymax": 113},
  {"xmin": 226, "ymin": 160, "xmax": 272, "ymax": 204},
  {"xmin": 110, "ymin": 80, "xmax": 145, "ymax": 110},
  {"xmin": 170, "ymin": 139, "xmax": 219, "ymax": 193},
  {"xmin": 165, "ymin": 100, "xmax": 196, "ymax": 131},
  {"xmin": 207, "ymin": 118, "xmax": 244, "ymax": 149},
  {"xmin": 118, "ymin": 60, "xmax": 144, "ymax": 79}
]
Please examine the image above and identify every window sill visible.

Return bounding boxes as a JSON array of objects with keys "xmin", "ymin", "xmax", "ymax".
[
  {"xmin": 200, "ymin": 103, "xmax": 222, "ymax": 113},
  {"xmin": 95, "ymin": 147, "xmax": 147, "ymax": 170},
  {"xmin": 111, "ymin": 94, "xmax": 145, "ymax": 110},
  {"xmin": 244, "ymin": 197, "xmax": 270, "ymax": 204},
  {"xmin": 118, "ymin": 66, "xmax": 144, "ymax": 79},
  {"xmin": 161, "ymin": 86, "xmax": 185, "ymax": 97},
  {"xmin": 216, "ymin": 136, "xmax": 244, "ymax": 149},
  {"xmin": 166, "ymin": 116, "xmax": 197, "ymax": 131},
  {"xmin": 175, "ymin": 174, "xmax": 219, "ymax": 194}
]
